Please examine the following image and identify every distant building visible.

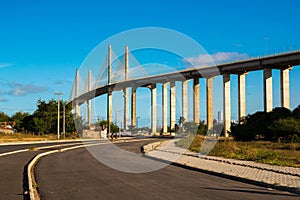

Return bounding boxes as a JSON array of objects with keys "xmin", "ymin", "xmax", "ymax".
[{"xmin": 218, "ymin": 111, "xmax": 223, "ymax": 122}]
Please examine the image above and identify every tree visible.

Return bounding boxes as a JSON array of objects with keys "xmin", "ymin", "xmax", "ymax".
[
  {"xmin": 98, "ymin": 120, "xmax": 119, "ymax": 133},
  {"xmin": 231, "ymin": 107, "xmax": 299, "ymax": 141},
  {"xmin": 11, "ymin": 112, "xmax": 30, "ymax": 132},
  {"xmin": 197, "ymin": 122, "xmax": 207, "ymax": 135},
  {"xmin": 74, "ymin": 115, "xmax": 84, "ymax": 134},
  {"xmin": 293, "ymin": 105, "xmax": 300, "ymax": 119},
  {"xmin": 0, "ymin": 112, "xmax": 10, "ymax": 122},
  {"xmin": 269, "ymin": 118, "xmax": 300, "ymax": 139},
  {"xmin": 21, "ymin": 100, "xmax": 76, "ymax": 135},
  {"xmin": 183, "ymin": 121, "xmax": 198, "ymax": 134},
  {"xmin": 110, "ymin": 122, "xmax": 119, "ymax": 133},
  {"xmin": 33, "ymin": 117, "xmax": 47, "ymax": 135}
]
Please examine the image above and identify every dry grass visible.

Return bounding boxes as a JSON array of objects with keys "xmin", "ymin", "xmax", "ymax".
[
  {"xmin": 176, "ymin": 135, "xmax": 300, "ymax": 167},
  {"xmin": 0, "ymin": 132, "xmax": 57, "ymax": 143}
]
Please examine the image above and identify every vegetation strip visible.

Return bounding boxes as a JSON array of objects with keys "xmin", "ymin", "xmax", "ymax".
[{"xmin": 0, "ymin": 138, "xmax": 102, "ymax": 146}]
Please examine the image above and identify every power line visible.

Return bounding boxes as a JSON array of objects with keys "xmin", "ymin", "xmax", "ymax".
[{"xmin": 0, "ymin": 108, "xmax": 35, "ymax": 111}]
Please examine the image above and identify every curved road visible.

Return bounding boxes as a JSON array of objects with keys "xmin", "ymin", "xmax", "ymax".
[
  {"xmin": 35, "ymin": 140, "xmax": 299, "ymax": 200},
  {"xmin": 0, "ymin": 140, "xmax": 102, "ymax": 200}
]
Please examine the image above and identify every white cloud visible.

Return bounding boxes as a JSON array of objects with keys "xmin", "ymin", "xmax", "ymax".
[
  {"xmin": 0, "ymin": 63, "xmax": 13, "ymax": 68},
  {"xmin": 0, "ymin": 97, "xmax": 8, "ymax": 102},
  {"xmin": 184, "ymin": 52, "xmax": 249, "ymax": 67},
  {"xmin": 7, "ymin": 82, "xmax": 48, "ymax": 96},
  {"xmin": 54, "ymin": 79, "xmax": 71, "ymax": 85}
]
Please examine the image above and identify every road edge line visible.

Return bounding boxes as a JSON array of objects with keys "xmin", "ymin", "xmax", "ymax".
[{"xmin": 27, "ymin": 142, "xmax": 106, "ymax": 200}]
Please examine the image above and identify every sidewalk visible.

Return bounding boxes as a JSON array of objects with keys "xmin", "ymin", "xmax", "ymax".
[{"xmin": 144, "ymin": 140, "xmax": 300, "ymax": 194}]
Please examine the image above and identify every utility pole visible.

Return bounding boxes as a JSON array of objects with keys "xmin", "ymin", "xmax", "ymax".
[
  {"xmin": 136, "ymin": 116, "xmax": 141, "ymax": 128},
  {"xmin": 63, "ymin": 104, "xmax": 66, "ymax": 138},
  {"xmin": 55, "ymin": 92, "xmax": 63, "ymax": 140}
]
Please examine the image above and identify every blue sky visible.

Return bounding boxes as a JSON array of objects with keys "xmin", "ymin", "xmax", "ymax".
[{"xmin": 0, "ymin": 0, "xmax": 300, "ymax": 127}]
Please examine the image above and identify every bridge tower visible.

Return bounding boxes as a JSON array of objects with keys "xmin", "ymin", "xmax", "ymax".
[
  {"xmin": 107, "ymin": 45, "xmax": 113, "ymax": 136},
  {"xmin": 123, "ymin": 46, "xmax": 129, "ymax": 130},
  {"xmin": 75, "ymin": 68, "xmax": 80, "ymax": 117},
  {"xmin": 87, "ymin": 70, "xmax": 92, "ymax": 128}
]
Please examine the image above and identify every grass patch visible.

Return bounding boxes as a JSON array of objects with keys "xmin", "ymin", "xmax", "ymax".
[
  {"xmin": 0, "ymin": 132, "xmax": 57, "ymax": 143},
  {"xmin": 176, "ymin": 135, "xmax": 300, "ymax": 167}
]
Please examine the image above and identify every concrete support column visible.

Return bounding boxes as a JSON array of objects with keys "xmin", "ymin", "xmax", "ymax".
[
  {"xmin": 75, "ymin": 68, "xmax": 80, "ymax": 117},
  {"xmin": 87, "ymin": 70, "xmax": 92, "ymax": 128},
  {"xmin": 151, "ymin": 83, "xmax": 157, "ymax": 135},
  {"xmin": 193, "ymin": 78, "xmax": 200, "ymax": 124},
  {"xmin": 107, "ymin": 45, "xmax": 112, "ymax": 135},
  {"xmin": 182, "ymin": 80, "xmax": 188, "ymax": 121},
  {"xmin": 170, "ymin": 82, "xmax": 176, "ymax": 130},
  {"xmin": 280, "ymin": 67, "xmax": 291, "ymax": 109},
  {"xmin": 206, "ymin": 78, "xmax": 213, "ymax": 130},
  {"xmin": 162, "ymin": 82, "xmax": 168, "ymax": 134},
  {"xmin": 123, "ymin": 88, "xmax": 129, "ymax": 130},
  {"xmin": 107, "ymin": 91, "xmax": 112, "ymax": 135},
  {"xmin": 263, "ymin": 68, "xmax": 273, "ymax": 112},
  {"xmin": 131, "ymin": 87, "xmax": 137, "ymax": 127},
  {"xmin": 238, "ymin": 73, "xmax": 247, "ymax": 122},
  {"xmin": 123, "ymin": 46, "xmax": 129, "ymax": 130},
  {"xmin": 223, "ymin": 74, "xmax": 231, "ymax": 137}
]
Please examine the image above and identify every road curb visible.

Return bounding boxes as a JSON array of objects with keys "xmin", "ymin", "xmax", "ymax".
[{"xmin": 27, "ymin": 142, "xmax": 107, "ymax": 200}]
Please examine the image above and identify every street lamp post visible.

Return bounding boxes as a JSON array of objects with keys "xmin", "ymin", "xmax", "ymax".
[
  {"xmin": 264, "ymin": 37, "xmax": 269, "ymax": 56},
  {"xmin": 136, "ymin": 116, "xmax": 141, "ymax": 128},
  {"xmin": 63, "ymin": 105, "xmax": 66, "ymax": 138},
  {"xmin": 55, "ymin": 92, "xmax": 63, "ymax": 140}
]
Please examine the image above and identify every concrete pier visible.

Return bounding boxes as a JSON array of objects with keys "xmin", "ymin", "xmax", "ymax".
[
  {"xmin": 263, "ymin": 68, "xmax": 273, "ymax": 112},
  {"xmin": 238, "ymin": 73, "xmax": 247, "ymax": 122},
  {"xmin": 170, "ymin": 81, "xmax": 176, "ymax": 130},
  {"xmin": 207, "ymin": 78, "xmax": 213, "ymax": 130},
  {"xmin": 223, "ymin": 74, "xmax": 231, "ymax": 137},
  {"xmin": 193, "ymin": 78, "xmax": 200, "ymax": 124},
  {"xmin": 131, "ymin": 87, "xmax": 137, "ymax": 127},
  {"xmin": 151, "ymin": 83, "xmax": 157, "ymax": 135},
  {"xmin": 162, "ymin": 82, "xmax": 168, "ymax": 134},
  {"xmin": 182, "ymin": 80, "xmax": 188, "ymax": 121},
  {"xmin": 280, "ymin": 67, "xmax": 291, "ymax": 109}
]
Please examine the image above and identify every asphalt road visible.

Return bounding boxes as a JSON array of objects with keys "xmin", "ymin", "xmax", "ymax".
[
  {"xmin": 0, "ymin": 151, "xmax": 38, "ymax": 200},
  {"xmin": 35, "ymin": 140, "xmax": 299, "ymax": 200},
  {"xmin": 0, "ymin": 140, "xmax": 102, "ymax": 200}
]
